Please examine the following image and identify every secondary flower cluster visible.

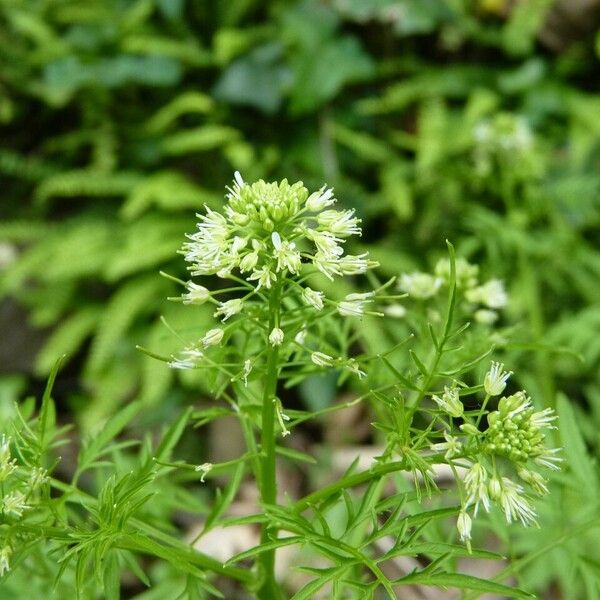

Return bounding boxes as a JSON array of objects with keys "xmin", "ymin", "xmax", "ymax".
[
  {"xmin": 0, "ymin": 434, "xmax": 49, "ymax": 577},
  {"xmin": 429, "ymin": 363, "xmax": 560, "ymax": 545},
  {"xmin": 472, "ymin": 112, "xmax": 541, "ymax": 181},
  {"xmin": 394, "ymin": 257, "xmax": 508, "ymax": 325}
]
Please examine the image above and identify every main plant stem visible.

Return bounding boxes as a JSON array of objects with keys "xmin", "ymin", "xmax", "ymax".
[{"xmin": 257, "ymin": 283, "xmax": 283, "ymax": 600}]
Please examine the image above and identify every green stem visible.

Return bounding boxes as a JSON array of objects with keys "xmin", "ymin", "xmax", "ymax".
[
  {"xmin": 475, "ymin": 394, "xmax": 491, "ymax": 429},
  {"xmin": 407, "ymin": 242, "xmax": 457, "ymax": 422},
  {"xmin": 257, "ymin": 283, "xmax": 283, "ymax": 600}
]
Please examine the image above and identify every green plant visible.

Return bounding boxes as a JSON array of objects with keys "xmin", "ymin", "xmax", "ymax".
[
  {"xmin": 2, "ymin": 1, "xmax": 599, "ymax": 597},
  {"xmin": 1, "ymin": 175, "xmax": 566, "ymax": 598}
]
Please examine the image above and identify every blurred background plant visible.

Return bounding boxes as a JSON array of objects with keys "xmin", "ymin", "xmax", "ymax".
[{"xmin": 1, "ymin": 0, "xmax": 599, "ymax": 598}]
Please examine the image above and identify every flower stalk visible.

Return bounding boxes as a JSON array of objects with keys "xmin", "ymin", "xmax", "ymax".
[{"xmin": 257, "ymin": 282, "xmax": 283, "ymax": 600}]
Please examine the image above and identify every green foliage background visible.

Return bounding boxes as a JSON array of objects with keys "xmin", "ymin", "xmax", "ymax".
[{"xmin": 1, "ymin": 0, "xmax": 600, "ymax": 597}]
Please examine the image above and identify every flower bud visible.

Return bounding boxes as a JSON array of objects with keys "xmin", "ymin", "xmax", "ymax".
[
  {"xmin": 460, "ymin": 423, "xmax": 480, "ymax": 436},
  {"xmin": 457, "ymin": 511, "xmax": 472, "ymax": 543},
  {"xmin": 182, "ymin": 282, "xmax": 210, "ymax": 305},
  {"xmin": 484, "ymin": 362, "xmax": 512, "ymax": 396},
  {"xmin": 306, "ymin": 185, "xmax": 335, "ymax": 211},
  {"xmin": 432, "ymin": 387, "xmax": 463, "ymax": 418},
  {"xmin": 311, "ymin": 352, "xmax": 333, "ymax": 367},
  {"xmin": 269, "ymin": 328, "xmax": 284, "ymax": 347},
  {"xmin": 201, "ymin": 328, "xmax": 224, "ymax": 348},
  {"xmin": 302, "ymin": 287, "xmax": 324, "ymax": 311}
]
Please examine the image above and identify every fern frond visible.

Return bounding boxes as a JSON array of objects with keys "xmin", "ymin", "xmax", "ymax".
[
  {"xmin": 145, "ymin": 92, "xmax": 214, "ymax": 133},
  {"xmin": 121, "ymin": 36, "xmax": 211, "ymax": 67},
  {"xmin": 35, "ymin": 307, "xmax": 102, "ymax": 375},
  {"xmin": 105, "ymin": 215, "xmax": 189, "ymax": 280},
  {"xmin": 85, "ymin": 274, "xmax": 166, "ymax": 375},
  {"xmin": 161, "ymin": 125, "xmax": 240, "ymax": 156},
  {"xmin": 35, "ymin": 170, "xmax": 142, "ymax": 205},
  {"xmin": 0, "ymin": 220, "xmax": 50, "ymax": 242},
  {"xmin": 0, "ymin": 149, "xmax": 57, "ymax": 181},
  {"xmin": 120, "ymin": 172, "xmax": 219, "ymax": 219}
]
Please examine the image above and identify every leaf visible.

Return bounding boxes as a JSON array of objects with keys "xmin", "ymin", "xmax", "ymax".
[
  {"xmin": 77, "ymin": 401, "xmax": 142, "ymax": 475},
  {"xmin": 276, "ymin": 445, "xmax": 317, "ymax": 464},
  {"xmin": 225, "ymin": 536, "xmax": 302, "ymax": 565},
  {"xmin": 291, "ymin": 565, "xmax": 349, "ymax": 600},
  {"xmin": 331, "ymin": 0, "xmax": 398, "ymax": 22},
  {"xmin": 192, "ymin": 406, "xmax": 236, "ymax": 427},
  {"xmin": 358, "ymin": 66, "xmax": 492, "ymax": 115},
  {"xmin": 154, "ymin": 407, "xmax": 193, "ymax": 463},
  {"xmin": 119, "ymin": 534, "xmax": 207, "ymax": 578},
  {"xmin": 386, "ymin": 541, "xmax": 503, "ymax": 561},
  {"xmin": 104, "ymin": 216, "xmax": 189, "ymax": 281},
  {"xmin": 389, "ymin": 0, "xmax": 454, "ymax": 36},
  {"xmin": 121, "ymin": 550, "xmax": 150, "ymax": 587},
  {"xmin": 289, "ymin": 35, "xmax": 375, "ymax": 114},
  {"xmin": 332, "ymin": 123, "xmax": 392, "ymax": 163},
  {"xmin": 121, "ymin": 36, "xmax": 209, "ymax": 67},
  {"xmin": 145, "ymin": 92, "xmax": 214, "ymax": 133},
  {"xmin": 35, "ymin": 307, "xmax": 101, "ymax": 375},
  {"xmin": 38, "ymin": 354, "xmax": 63, "ymax": 451},
  {"xmin": 409, "ymin": 350, "xmax": 428, "ymax": 377},
  {"xmin": 86, "ymin": 275, "xmax": 165, "ymax": 375},
  {"xmin": 2, "ymin": 220, "xmax": 115, "ymax": 292},
  {"xmin": 43, "ymin": 55, "xmax": 182, "ymax": 99},
  {"xmin": 202, "ymin": 462, "xmax": 246, "ymax": 533},
  {"xmin": 161, "ymin": 125, "xmax": 240, "ymax": 155},
  {"xmin": 397, "ymin": 571, "xmax": 534, "ymax": 599},
  {"xmin": 35, "ymin": 170, "xmax": 142, "ymax": 205},
  {"xmin": 502, "ymin": 0, "xmax": 554, "ymax": 57},
  {"xmin": 379, "ymin": 355, "xmax": 420, "ymax": 391},
  {"xmin": 379, "ymin": 162, "xmax": 413, "ymax": 221},
  {"xmin": 120, "ymin": 172, "xmax": 219, "ymax": 220},
  {"xmin": 557, "ymin": 393, "xmax": 597, "ymax": 492},
  {"xmin": 213, "ymin": 42, "xmax": 292, "ymax": 113},
  {"xmin": 442, "ymin": 240, "xmax": 457, "ymax": 341},
  {"xmin": 103, "ymin": 551, "xmax": 121, "ymax": 600}
]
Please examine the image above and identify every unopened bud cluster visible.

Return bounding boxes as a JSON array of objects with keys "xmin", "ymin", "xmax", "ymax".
[
  {"xmin": 485, "ymin": 392, "xmax": 555, "ymax": 465},
  {"xmin": 429, "ymin": 363, "xmax": 560, "ymax": 545}
]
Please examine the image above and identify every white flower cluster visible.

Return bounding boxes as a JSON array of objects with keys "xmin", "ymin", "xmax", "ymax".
[
  {"xmin": 473, "ymin": 112, "xmax": 540, "ymax": 179},
  {"xmin": 395, "ymin": 257, "xmax": 508, "ymax": 324},
  {"xmin": 429, "ymin": 363, "xmax": 560, "ymax": 545},
  {"xmin": 399, "ymin": 272, "xmax": 442, "ymax": 300},
  {"xmin": 0, "ymin": 434, "xmax": 49, "ymax": 577},
  {"xmin": 169, "ymin": 174, "xmax": 380, "ymax": 374},
  {"xmin": 474, "ymin": 114, "xmax": 533, "ymax": 155},
  {"xmin": 182, "ymin": 172, "xmax": 375, "ymax": 291}
]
